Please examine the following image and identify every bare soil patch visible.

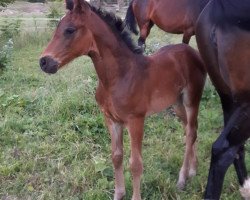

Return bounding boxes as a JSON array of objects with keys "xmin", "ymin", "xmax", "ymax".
[{"xmin": 0, "ymin": 1, "xmax": 49, "ymax": 17}]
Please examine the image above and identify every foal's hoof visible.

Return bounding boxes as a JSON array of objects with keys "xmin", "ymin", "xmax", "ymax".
[
  {"xmin": 114, "ymin": 191, "xmax": 125, "ymax": 200},
  {"xmin": 176, "ymin": 181, "xmax": 186, "ymax": 191}
]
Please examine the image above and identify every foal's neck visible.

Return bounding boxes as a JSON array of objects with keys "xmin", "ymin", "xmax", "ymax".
[{"xmin": 87, "ymin": 11, "xmax": 140, "ymax": 88}]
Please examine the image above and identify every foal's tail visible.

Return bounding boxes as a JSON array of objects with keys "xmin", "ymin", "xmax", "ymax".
[{"xmin": 124, "ymin": 0, "xmax": 139, "ymax": 35}]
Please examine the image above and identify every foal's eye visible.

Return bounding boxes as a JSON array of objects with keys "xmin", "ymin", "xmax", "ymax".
[{"xmin": 64, "ymin": 27, "xmax": 76, "ymax": 35}]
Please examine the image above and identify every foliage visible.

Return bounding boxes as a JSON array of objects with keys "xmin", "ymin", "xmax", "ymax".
[
  {"xmin": 47, "ymin": 7, "xmax": 61, "ymax": 18},
  {"xmin": 0, "ymin": 0, "xmax": 15, "ymax": 7},
  {"xmin": 47, "ymin": 3, "xmax": 63, "ymax": 28},
  {"xmin": 0, "ymin": 19, "xmax": 22, "ymax": 39},
  {"xmin": 0, "ymin": 19, "xmax": 21, "ymax": 70},
  {"xmin": 0, "ymin": 38, "xmax": 13, "ymax": 69},
  {"xmin": 27, "ymin": 0, "xmax": 46, "ymax": 3}
]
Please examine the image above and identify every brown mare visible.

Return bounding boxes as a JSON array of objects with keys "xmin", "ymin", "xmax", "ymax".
[
  {"xmin": 196, "ymin": 0, "xmax": 250, "ymax": 199},
  {"xmin": 39, "ymin": 0, "xmax": 206, "ymax": 199},
  {"xmin": 124, "ymin": 0, "xmax": 210, "ymax": 48}
]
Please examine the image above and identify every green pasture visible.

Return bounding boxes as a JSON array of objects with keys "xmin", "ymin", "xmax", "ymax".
[{"xmin": 0, "ymin": 15, "xmax": 249, "ymax": 200}]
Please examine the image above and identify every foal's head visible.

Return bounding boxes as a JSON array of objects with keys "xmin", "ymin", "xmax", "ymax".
[{"xmin": 40, "ymin": 0, "xmax": 94, "ymax": 74}]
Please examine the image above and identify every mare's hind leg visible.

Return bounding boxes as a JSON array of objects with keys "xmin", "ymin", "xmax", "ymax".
[
  {"xmin": 234, "ymin": 145, "xmax": 247, "ymax": 185},
  {"xmin": 205, "ymin": 103, "xmax": 250, "ymax": 199},
  {"xmin": 182, "ymin": 28, "xmax": 194, "ymax": 44},
  {"xmin": 219, "ymin": 93, "xmax": 248, "ymax": 186},
  {"xmin": 138, "ymin": 20, "xmax": 154, "ymax": 50},
  {"xmin": 174, "ymin": 102, "xmax": 198, "ymax": 190},
  {"xmin": 105, "ymin": 117, "xmax": 125, "ymax": 200}
]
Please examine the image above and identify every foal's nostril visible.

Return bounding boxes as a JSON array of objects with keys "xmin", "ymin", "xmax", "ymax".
[
  {"xmin": 39, "ymin": 56, "xmax": 59, "ymax": 74},
  {"xmin": 40, "ymin": 57, "xmax": 47, "ymax": 68}
]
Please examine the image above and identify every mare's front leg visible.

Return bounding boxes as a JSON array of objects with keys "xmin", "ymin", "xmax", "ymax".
[
  {"xmin": 106, "ymin": 117, "xmax": 125, "ymax": 200},
  {"xmin": 127, "ymin": 117, "xmax": 145, "ymax": 200},
  {"xmin": 205, "ymin": 103, "xmax": 250, "ymax": 200},
  {"xmin": 219, "ymin": 93, "xmax": 248, "ymax": 186}
]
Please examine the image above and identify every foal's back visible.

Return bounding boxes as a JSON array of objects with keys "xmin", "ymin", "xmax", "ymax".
[{"xmin": 143, "ymin": 44, "xmax": 206, "ymax": 115}]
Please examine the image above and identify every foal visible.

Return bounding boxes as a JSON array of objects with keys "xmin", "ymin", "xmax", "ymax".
[
  {"xmin": 40, "ymin": 0, "xmax": 206, "ymax": 199},
  {"xmin": 124, "ymin": 0, "xmax": 210, "ymax": 48}
]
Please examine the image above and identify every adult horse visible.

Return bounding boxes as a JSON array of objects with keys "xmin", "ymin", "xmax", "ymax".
[
  {"xmin": 196, "ymin": 0, "xmax": 250, "ymax": 199},
  {"xmin": 124, "ymin": 0, "xmax": 209, "ymax": 48},
  {"xmin": 39, "ymin": 0, "xmax": 206, "ymax": 199}
]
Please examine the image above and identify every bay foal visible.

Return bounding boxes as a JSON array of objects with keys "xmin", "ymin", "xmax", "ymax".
[
  {"xmin": 124, "ymin": 0, "xmax": 210, "ymax": 48},
  {"xmin": 40, "ymin": 0, "xmax": 206, "ymax": 199}
]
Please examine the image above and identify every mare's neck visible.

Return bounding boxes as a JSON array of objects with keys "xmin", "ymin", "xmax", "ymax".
[{"xmin": 87, "ymin": 11, "xmax": 138, "ymax": 88}]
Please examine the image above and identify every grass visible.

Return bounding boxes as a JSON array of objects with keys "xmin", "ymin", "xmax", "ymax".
[{"xmin": 0, "ymin": 26, "xmax": 249, "ymax": 200}]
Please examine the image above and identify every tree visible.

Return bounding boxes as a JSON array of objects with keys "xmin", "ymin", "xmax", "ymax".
[{"xmin": 0, "ymin": 0, "xmax": 15, "ymax": 7}]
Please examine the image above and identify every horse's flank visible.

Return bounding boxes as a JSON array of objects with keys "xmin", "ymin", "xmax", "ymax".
[{"xmin": 125, "ymin": 0, "xmax": 210, "ymax": 47}]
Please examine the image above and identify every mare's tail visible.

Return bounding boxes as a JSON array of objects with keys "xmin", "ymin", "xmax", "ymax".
[{"xmin": 124, "ymin": 0, "xmax": 139, "ymax": 35}]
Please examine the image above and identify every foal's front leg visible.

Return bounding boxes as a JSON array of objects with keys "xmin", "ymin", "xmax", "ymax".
[
  {"xmin": 106, "ymin": 117, "xmax": 125, "ymax": 200},
  {"xmin": 127, "ymin": 117, "xmax": 145, "ymax": 200}
]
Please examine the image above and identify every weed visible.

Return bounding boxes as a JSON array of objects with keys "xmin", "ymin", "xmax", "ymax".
[
  {"xmin": 0, "ymin": 38, "xmax": 14, "ymax": 70},
  {"xmin": 47, "ymin": 2, "xmax": 64, "ymax": 28},
  {"xmin": 0, "ymin": 19, "xmax": 22, "ymax": 39}
]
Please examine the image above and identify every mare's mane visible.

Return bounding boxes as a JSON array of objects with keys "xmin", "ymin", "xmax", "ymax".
[{"xmin": 89, "ymin": 4, "xmax": 143, "ymax": 54}]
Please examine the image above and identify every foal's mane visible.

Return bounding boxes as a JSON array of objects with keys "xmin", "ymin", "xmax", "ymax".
[{"xmin": 89, "ymin": 5, "xmax": 143, "ymax": 54}]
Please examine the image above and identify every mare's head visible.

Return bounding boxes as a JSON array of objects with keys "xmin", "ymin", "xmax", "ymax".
[{"xmin": 40, "ymin": 0, "xmax": 94, "ymax": 74}]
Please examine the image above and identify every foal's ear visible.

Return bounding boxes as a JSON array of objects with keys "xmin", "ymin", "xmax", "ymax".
[
  {"xmin": 65, "ymin": 0, "xmax": 74, "ymax": 10},
  {"xmin": 73, "ymin": 0, "xmax": 90, "ymax": 13}
]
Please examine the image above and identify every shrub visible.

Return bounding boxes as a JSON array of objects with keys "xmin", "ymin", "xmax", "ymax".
[
  {"xmin": 47, "ymin": 3, "xmax": 63, "ymax": 28},
  {"xmin": 0, "ymin": 19, "xmax": 22, "ymax": 39},
  {"xmin": 27, "ymin": 0, "xmax": 46, "ymax": 3},
  {"xmin": 0, "ymin": 0, "xmax": 15, "ymax": 7},
  {"xmin": 0, "ymin": 39, "xmax": 14, "ymax": 69},
  {"xmin": 0, "ymin": 19, "xmax": 21, "ymax": 70}
]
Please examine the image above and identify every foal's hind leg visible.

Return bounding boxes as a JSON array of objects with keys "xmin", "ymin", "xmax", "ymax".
[
  {"xmin": 174, "ymin": 102, "xmax": 198, "ymax": 190},
  {"xmin": 178, "ymin": 105, "xmax": 198, "ymax": 190},
  {"xmin": 106, "ymin": 117, "xmax": 125, "ymax": 200}
]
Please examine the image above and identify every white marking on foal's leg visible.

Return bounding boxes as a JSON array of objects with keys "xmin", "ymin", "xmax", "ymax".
[
  {"xmin": 188, "ymin": 144, "xmax": 197, "ymax": 178},
  {"xmin": 109, "ymin": 121, "xmax": 125, "ymax": 200},
  {"xmin": 240, "ymin": 178, "xmax": 250, "ymax": 200},
  {"xmin": 177, "ymin": 166, "xmax": 187, "ymax": 190},
  {"xmin": 112, "ymin": 123, "xmax": 120, "ymax": 143}
]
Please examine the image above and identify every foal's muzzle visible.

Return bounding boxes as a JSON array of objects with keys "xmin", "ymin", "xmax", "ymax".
[{"xmin": 39, "ymin": 56, "xmax": 59, "ymax": 74}]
